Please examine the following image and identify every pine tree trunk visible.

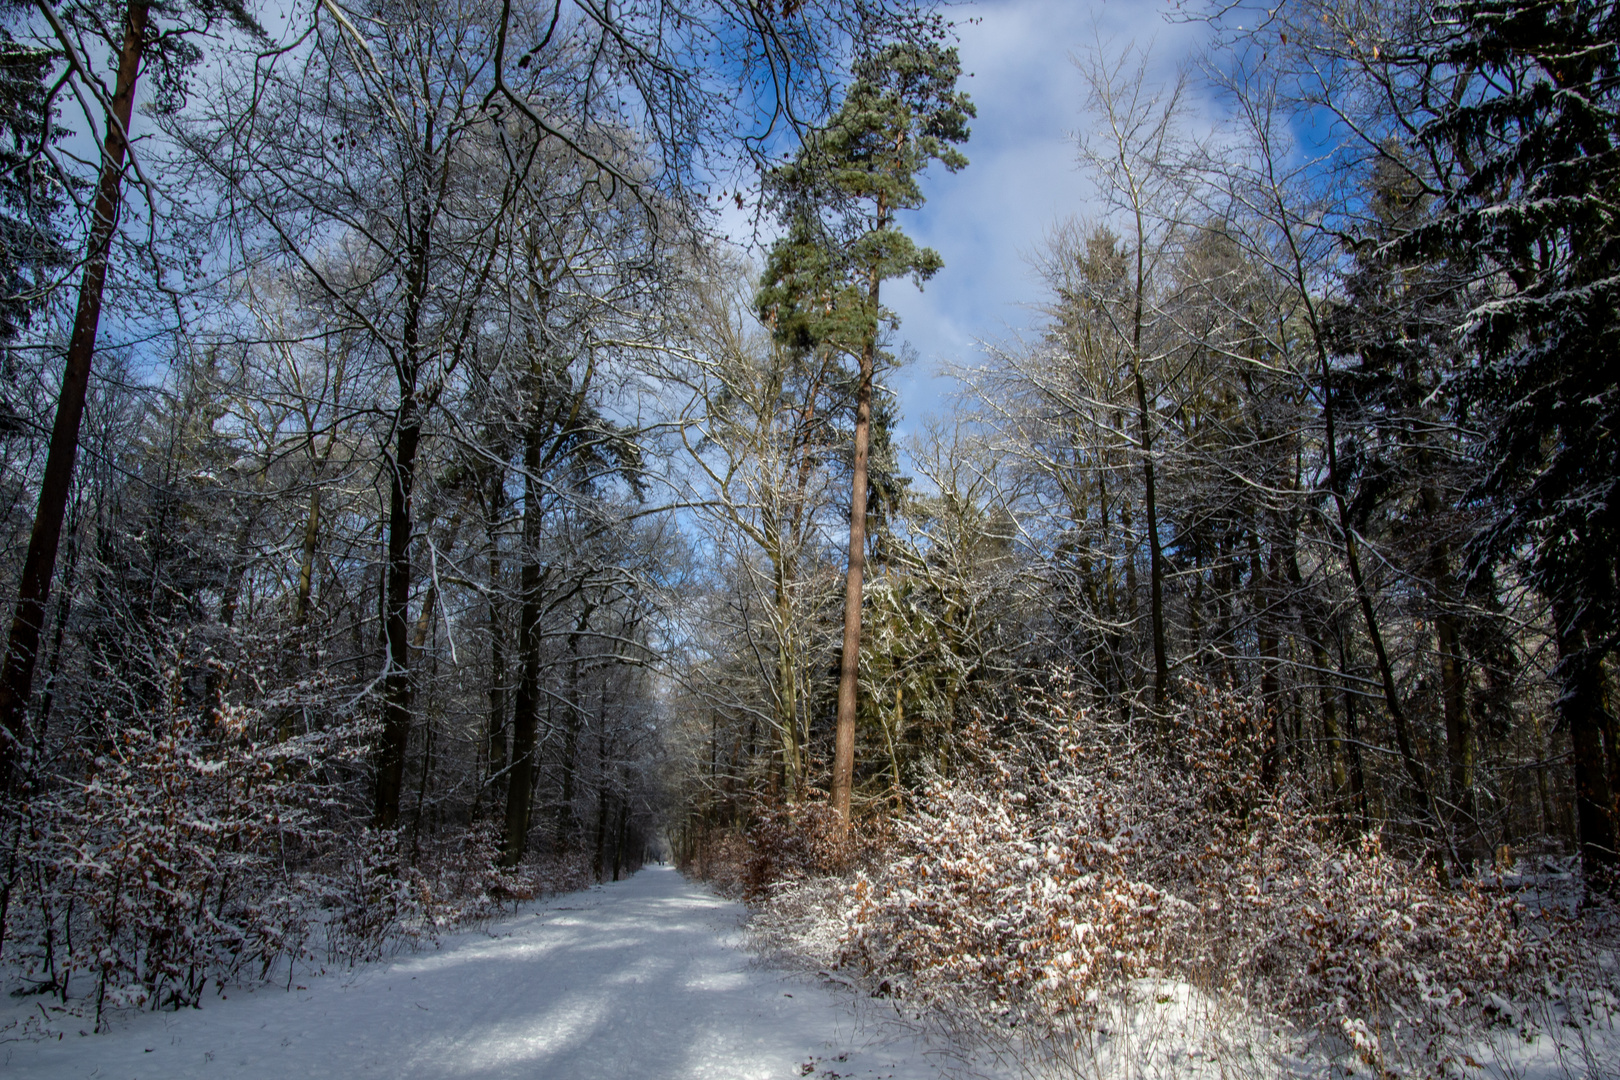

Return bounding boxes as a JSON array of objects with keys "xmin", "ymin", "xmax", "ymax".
[
  {"xmin": 0, "ymin": 2, "xmax": 149, "ymax": 787},
  {"xmin": 830, "ymin": 209, "xmax": 891, "ymax": 826},
  {"xmin": 830, "ymin": 329, "xmax": 874, "ymax": 825}
]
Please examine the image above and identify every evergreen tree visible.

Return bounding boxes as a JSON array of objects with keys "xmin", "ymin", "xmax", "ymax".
[
  {"xmin": 0, "ymin": 0, "xmax": 261, "ymax": 790},
  {"xmin": 0, "ymin": 3, "xmax": 67, "ymax": 347},
  {"xmin": 757, "ymin": 37, "xmax": 971, "ymax": 824},
  {"xmin": 1411, "ymin": 0, "xmax": 1620, "ymax": 887}
]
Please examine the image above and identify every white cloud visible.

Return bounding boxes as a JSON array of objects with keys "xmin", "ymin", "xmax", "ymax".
[{"xmin": 885, "ymin": 0, "xmax": 1215, "ymax": 429}]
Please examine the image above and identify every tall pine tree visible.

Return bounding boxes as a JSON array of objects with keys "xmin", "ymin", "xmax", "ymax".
[
  {"xmin": 0, "ymin": 0, "xmax": 260, "ymax": 789},
  {"xmin": 757, "ymin": 36, "xmax": 971, "ymax": 825}
]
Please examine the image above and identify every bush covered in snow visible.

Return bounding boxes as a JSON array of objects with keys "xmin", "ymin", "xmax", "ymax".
[
  {"xmin": 751, "ymin": 690, "xmax": 1616, "ymax": 1077},
  {"xmin": 3, "ymin": 684, "xmax": 359, "ymax": 1020},
  {"xmin": 319, "ymin": 824, "xmax": 592, "ymax": 964},
  {"xmin": 0, "ymin": 633, "xmax": 600, "ymax": 1033},
  {"xmin": 682, "ymin": 795, "xmax": 890, "ymax": 902}
]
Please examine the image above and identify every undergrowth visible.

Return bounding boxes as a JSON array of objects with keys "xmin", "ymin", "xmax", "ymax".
[{"xmin": 696, "ymin": 688, "xmax": 1620, "ymax": 1079}]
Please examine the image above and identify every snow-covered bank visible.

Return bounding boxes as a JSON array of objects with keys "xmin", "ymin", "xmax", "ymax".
[
  {"xmin": 1, "ymin": 865, "xmax": 960, "ymax": 1079},
  {"xmin": 721, "ymin": 724, "xmax": 1620, "ymax": 1080}
]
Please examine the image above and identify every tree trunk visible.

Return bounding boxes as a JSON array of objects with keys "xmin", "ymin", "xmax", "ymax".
[
  {"xmin": 292, "ymin": 488, "xmax": 321, "ymax": 627},
  {"xmin": 831, "ymin": 216, "xmax": 887, "ymax": 826},
  {"xmin": 830, "ymin": 326, "xmax": 874, "ymax": 825},
  {"xmin": 1253, "ymin": 530, "xmax": 1281, "ymax": 784},
  {"xmin": 1337, "ymin": 630, "xmax": 1371, "ymax": 828},
  {"xmin": 373, "ymin": 405, "xmax": 420, "ymax": 829},
  {"xmin": 1315, "ymin": 335, "xmax": 1432, "ymax": 829},
  {"xmin": 500, "ymin": 418, "xmax": 546, "ymax": 866},
  {"xmin": 557, "ymin": 643, "xmax": 582, "ymax": 850},
  {"xmin": 1438, "ymin": 600, "xmax": 1475, "ymax": 860},
  {"xmin": 1290, "ymin": 545, "xmax": 1352, "ymax": 819},
  {"xmin": 1132, "ymin": 360, "xmax": 1169, "ymax": 710},
  {"xmin": 773, "ymin": 553, "xmax": 801, "ymax": 796},
  {"xmin": 0, "ymin": 1, "xmax": 149, "ymax": 787},
  {"xmin": 373, "ymin": 209, "xmax": 435, "ymax": 829},
  {"xmin": 411, "ymin": 510, "xmax": 460, "ymax": 655},
  {"xmin": 554, "ymin": 608, "xmax": 594, "ymax": 852},
  {"xmin": 294, "ymin": 363, "xmax": 341, "ymax": 626},
  {"xmin": 1559, "ymin": 610, "xmax": 1616, "ymax": 891},
  {"xmin": 484, "ymin": 471, "xmax": 508, "ymax": 817},
  {"xmin": 1125, "ymin": 218, "xmax": 1169, "ymax": 713},
  {"xmin": 611, "ymin": 790, "xmax": 628, "ymax": 881},
  {"xmin": 593, "ymin": 719, "xmax": 610, "ymax": 882}
]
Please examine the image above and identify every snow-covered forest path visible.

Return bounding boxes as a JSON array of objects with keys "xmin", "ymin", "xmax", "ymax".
[{"xmin": 2, "ymin": 865, "xmax": 957, "ymax": 1079}]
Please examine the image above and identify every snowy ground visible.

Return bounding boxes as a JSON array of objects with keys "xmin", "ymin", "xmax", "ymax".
[{"xmin": 0, "ymin": 865, "xmax": 973, "ymax": 1079}]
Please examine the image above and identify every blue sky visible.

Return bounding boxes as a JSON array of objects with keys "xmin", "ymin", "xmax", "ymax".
[
  {"xmin": 40, "ymin": 0, "xmax": 1216, "ymax": 443},
  {"xmin": 855, "ymin": 0, "xmax": 1213, "ymax": 432}
]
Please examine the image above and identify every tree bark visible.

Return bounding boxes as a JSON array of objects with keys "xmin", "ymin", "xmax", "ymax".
[
  {"xmin": 611, "ymin": 776, "xmax": 629, "ymax": 881},
  {"xmin": 0, "ymin": 2, "xmax": 149, "ymax": 787},
  {"xmin": 1286, "ymin": 548, "xmax": 1354, "ymax": 821},
  {"xmin": 1255, "ymin": 534, "xmax": 1281, "ymax": 786},
  {"xmin": 500, "ymin": 412, "xmax": 547, "ymax": 866},
  {"xmin": 830, "ymin": 320, "xmax": 875, "ymax": 825},
  {"xmin": 292, "ymin": 488, "xmax": 321, "ymax": 627},
  {"xmin": 373, "ymin": 404, "xmax": 420, "ymax": 829},
  {"xmin": 556, "ymin": 636, "xmax": 583, "ymax": 850},
  {"xmin": 773, "ymin": 553, "xmax": 801, "ymax": 796},
  {"xmin": 1131, "ymin": 359, "xmax": 1169, "ymax": 710},
  {"xmin": 1559, "ymin": 610, "xmax": 1616, "ymax": 891},
  {"xmin": 372, "ymin": 202, "xmax": 437, "ymax": 828},
  {"xmin": 1437, "ymin": 596, "xmax": 1475, "ymax": 859},
  {"xmin": 483, "ymin": 468, "xmax": 508, "ymax": 816},
  {"xmin": 593, "ymin": 712, "xmax": 610, "ymax": 882}
]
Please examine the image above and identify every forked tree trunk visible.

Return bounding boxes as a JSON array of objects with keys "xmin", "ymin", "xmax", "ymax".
[{"xmin": 0, "ymin": 2, "xmax": 149, "ymax": 787}]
